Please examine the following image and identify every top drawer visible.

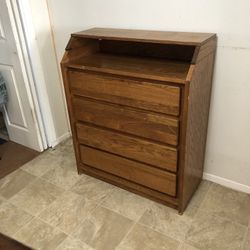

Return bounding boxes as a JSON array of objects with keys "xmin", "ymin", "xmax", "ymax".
[{"xmin": 68, "ymin": 70, "xmax": 181, "ymax": 116}]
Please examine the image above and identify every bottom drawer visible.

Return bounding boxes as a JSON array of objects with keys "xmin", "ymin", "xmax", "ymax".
[{"xmin": 80, "ymin": 145, "xmax": 176, "ymax": 196}]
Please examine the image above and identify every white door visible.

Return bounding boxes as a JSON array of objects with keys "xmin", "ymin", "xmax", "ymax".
[{"xmin": 0, "ymin": 0, "xmax": 44, "ymax": 151}]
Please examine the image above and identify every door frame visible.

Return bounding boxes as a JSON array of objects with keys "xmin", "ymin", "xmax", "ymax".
[
  {"xmin": 7, "ymin": 0, "xmax": 61, "ymax": 150},
  {"xmin": 2, "ymin": 0, "xmax": 47, "ymax": 151}
]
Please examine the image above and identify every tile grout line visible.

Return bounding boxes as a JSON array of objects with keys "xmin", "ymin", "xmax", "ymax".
[
  {"xmin": 50, "ymin": 191, "xmax": 111, "ymax": 238},
  {"xmin": 136, "ymin": 219, "xmax": 182, "ymax": 243},
  {"xmin": 181, "ymin": 181, "xmax": 214, "ymax": 244},
  {"xmin": 98, "ymin": 198, "xmax": 148, "ymax": 222},
  {"xmin": 0, "ymin": 143, "xmax": 75, "ymax": 246},
  {"xmin": 194, "ymin": 181, "xmax": 213, "ymax": 212},
  {"xmin": 240, "ymin": 227, "xmax": 249, "ymax": 250},
  {"xmin": 8, "ymin": 178, "xmax": 67, "ymax": 215},
  {"xmin": 66, "ymin": 203, "xmax": 102, "ymax": 238},
  {"xmin": 54, "ymin": 235, "xmax": 94, "ymax": 250},
  {"xmin": 25, "ymin": 172, "xmax": 115, "ymax": 238},
  {"xmin": 177, "ymin": 242, "xmax": 186, "ymax": 250},
  {"xmin": 0, "ymin": 169, "xmax": 39, "ymax": 200},
  {"xmin": 11, "ymin": 188, "xmax": 69, "ymax": 240},
  {"xmin": 194, "ymin": 182, "xmax": 250, "ymax": 228},
  {"xmin": 63, "ymin": 194, "xmax": 133, "ymax": 248},
  {"xmin": 137, "ymin": 200, "xmax": 193, "ymax": 243},
  {"xmin": 136, "ymin": 220, "xmax": 182, "ymax": 247},
  {"xmin": 185, "ymin": 208, "xmax": 248, "ymax": 250},
  {"xmin": 114, "ymin": 207, "xmax": 146, "ymax": 249},
  {"xmin": 197, "ymin": 204, "xmax": 249, "ymax": 228},
  {"xmin": 127, "ymin": 202, "xmax": 183, "ymax": 246},
  {"xmin": 10, "ymin": 189, "xmax": 74, "ymax": 249}
]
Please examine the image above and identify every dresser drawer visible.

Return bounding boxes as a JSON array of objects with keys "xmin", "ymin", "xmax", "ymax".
[
  {"xmin": 76, "ymin": 123, "xmax": 177, "ymax": 172},
  {"xmin": 73, "ymin": 97, "xmax": 179, "ymax": 146},
  {"xmin": 69, "ymin": 70, "xmax": 180, "ymax": 116},
  {"xmin": 80, "ymin": 145, "xmax": 176, "ymax": 196}
]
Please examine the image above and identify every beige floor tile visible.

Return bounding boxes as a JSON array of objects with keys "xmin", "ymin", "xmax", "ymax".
[
  {"xmin": 73, "ymin": 206, "xmax": 133, "ymax": 250},
  {"xmin": 14, "ymin": 218, "xmax": 67, "ymax": 250},
  {"xmin": 243, "ymin": 229, "xmax": 250, "ymax": 250},
  {"xmin": 59, "ymin": 150, "xmax": 77, "ymax": 171},
  {"xmin": 9, "ymin": 178, "xmax": 64, "ymax": 216},
  {"xmin": 183, "ymin": 180, "xmax": 212, "ymax": 218},
  {"xmin": 101, "ymin": 188, "xmax": 153, "ymax": 221},
  {"xmin": 178, "ymin": 242, "xmax": 200, "ymax": 250},
  {"xmin": 117, "ymin": 224, "xmax": 180, "ymax": 250},
  {"xmin": 139, "ymin": 202, "xmax": 192, "ymax": 241},
  {"xmin": 186, "ymin": 210, "xmax": 246, "ymax": 250},
  {"xmin": 41, "ymin": 155, "xmax": 80, "ymax": 190},
  {"xmin": 187, "ymin": 180, "xmax": 211, "ymax": 208},
  {"xmin": 0, "ymin": 169, "xmax": 35, "ymax": 199},
  {"xmin": 21, "ymin": 150, "xmax": 61, "ymax": 177},
  {"xmin": 199, "ymin": 183, "xmax": 250, "ymax": 226},
  {"xmin": 71, "ymin": 174, "xmax": 114, "ymax": 203},
  {"xmin": 0, "ymin": 201, "xmax": 33, "ymax": 235},
  {"xmin": 0, "ymin": 197, "xmax": 4, "ymax": 206},
  {"xmin": 39, "ymin": 191, "xmax": 98, "ymax": 234},
  {"xmin": 50, "ymin": 139, "xmax": 74, "ymax": 157},
  {"xmin": 55, "ymin": 237, "xmax": 94, "ymax": 250}
]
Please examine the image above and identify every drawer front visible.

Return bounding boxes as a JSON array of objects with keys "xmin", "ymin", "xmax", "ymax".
[
  {"xmin": 76, "ymin": 123, "xmax": 177, "ymax": 172},
  {"xmin": 69, "ymin": 71, "xmax": 180, "ymax": 116},
  {"xmin": 73, "ymin": 97, "xmax": 179, "ymax": 146},
  {"xmin": 80, "ymin": 145, "xmax": 177, "ymax": 196}
]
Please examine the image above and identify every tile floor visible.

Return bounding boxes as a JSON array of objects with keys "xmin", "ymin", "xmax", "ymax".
[{"xmin": 0, "ymin": 139, "xmax": 249, "ymax": 250}]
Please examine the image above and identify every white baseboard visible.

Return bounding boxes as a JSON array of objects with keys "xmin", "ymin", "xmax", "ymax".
[
  {"xmin": 50, "ymin": 132, "xmax": 71, "ymax": 148},
  {"xmin": 203, "ymin": 172, "xmax": 250, "ymax": 194}
]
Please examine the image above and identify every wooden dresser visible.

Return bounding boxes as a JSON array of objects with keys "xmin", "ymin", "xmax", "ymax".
[{"xmin": 61, "ymin": 28, "xmax": 216, "ymax": 213}]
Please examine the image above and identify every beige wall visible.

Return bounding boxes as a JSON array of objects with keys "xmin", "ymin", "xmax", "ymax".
[{"xmin": 46, "ymin": 0, "xmax": 250, "ymax": 191}]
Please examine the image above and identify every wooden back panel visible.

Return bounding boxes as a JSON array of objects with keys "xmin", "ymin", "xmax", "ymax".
[{"xmin": 100, "ymin": 40, "xmax": 195, "ymax": 62}]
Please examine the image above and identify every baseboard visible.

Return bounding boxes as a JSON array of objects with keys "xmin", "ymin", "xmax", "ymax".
[
  {"xmin": 50, "ymin": 132, "xmax": 71, "ymax": 148},
  {"xmin": 203, "ymin": 172, "xmax": 250, "ymax": 194}
]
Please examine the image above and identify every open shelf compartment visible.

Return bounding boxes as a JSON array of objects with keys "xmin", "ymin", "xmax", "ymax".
[{"xmin": 64, "ymin": 37, "xmax": 196, "ymax": 84}]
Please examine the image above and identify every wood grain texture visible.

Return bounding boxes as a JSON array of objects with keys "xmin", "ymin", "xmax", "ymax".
[
  {"xmin": 64, "ymin": 37, "xmax": 99, "ymax": 63},
  {"xmin": 179, "ymin": 39, "xmax": 217, "ymax": 213},
  {"xmin": 61, "ymin": 37, "xmax": 99, "ymax": 173},
  {"xmin": 61, "ymin": 28, "xmax": 216, "ymax": 213},
  {"xmin": 69, "ymin": 70, "xmax": 181, "ymax": 116},
  {"xmin": 80, "ymin": 145, "xmax": 176, "ymax": 196},
  {"xmin": 68, "ymin": 53, "xmax": 190, "ymax": 84},
  {"xmin": 73, "ymin": 28, "xmax": 216, "ymax": 46},
  {"xmin": 76, "ymin": 123, "xmax": 178, "ymax": 172},
  {"xmin": 100, "ymin": 40, "xmax": 195, "ymax": 62},
  {"xmin": 73, "ymin": 97, "xmax": 179, "ymax": 146},
  {"xmin": 79, "ymin": 163, "xmax": 178, "ymax": 208},
  {"xmin": 192, "ymin": 38, "xmax": 217, "ymax": 63}
]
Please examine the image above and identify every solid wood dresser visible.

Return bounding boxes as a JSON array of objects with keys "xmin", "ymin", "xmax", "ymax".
[{"xmin": 61, "ymin": 28, "xmax": 216, "ymax": 213}]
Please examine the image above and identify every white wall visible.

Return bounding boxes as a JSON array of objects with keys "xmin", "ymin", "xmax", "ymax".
[
  {"xmin": 47, "ymin": 0, "xmax": 250, "ymax": 191},
  {"xmin": 27, "ymin": 0, "xmax": 70, "ymax": 146}
]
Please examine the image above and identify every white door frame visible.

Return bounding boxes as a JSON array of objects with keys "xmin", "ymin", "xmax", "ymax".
[
  {"xmin": 8, "ymin": 0, "xmax": 59, "ymax": 149},
  {"xmin": 3, "ymin": 0, "xmax": 47, "ymax": 151}
]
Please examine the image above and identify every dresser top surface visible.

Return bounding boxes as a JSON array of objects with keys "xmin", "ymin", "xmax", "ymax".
[{"xmin": 72, "ymin": 28, "xmax": 216, "ymax": 46}]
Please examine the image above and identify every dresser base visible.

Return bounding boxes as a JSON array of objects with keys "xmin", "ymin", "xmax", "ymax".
[{"xmin": 79, "ymin": 163, "xmax": 179, "ymax": 211}]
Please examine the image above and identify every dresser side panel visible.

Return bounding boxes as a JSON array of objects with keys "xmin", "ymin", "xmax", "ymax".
[
  {"xmin": 180, "ymin": 40, "xmax": 216, "ymax": 212},
  {"xmin": 61, "ymin": 37, "xmax": 99, "ymax": 173}
]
